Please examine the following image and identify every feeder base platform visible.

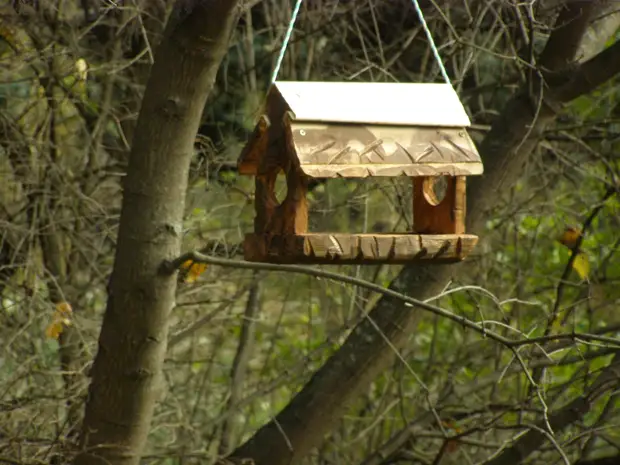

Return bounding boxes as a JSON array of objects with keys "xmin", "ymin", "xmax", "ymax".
[{"xmin": 244, "ymin": 233, "xmax": 478, "ymax": 265}]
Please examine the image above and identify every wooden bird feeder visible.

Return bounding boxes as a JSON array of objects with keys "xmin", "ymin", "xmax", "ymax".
[{"xmin": 237, "ymin": 81, "xmax": 483, "ymax": 264}]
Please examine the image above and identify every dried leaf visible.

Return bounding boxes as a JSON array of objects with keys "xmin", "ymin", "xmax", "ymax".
[
  {"xmin": 182, "ymin": 261, "xmax": 208, "ymax": 283},
  {"xmin": 441, "ymin": 420, "xmax": 462, "ymax": 454},
  {"xmin": 45, "ymin": 320, "xmax": 64, "ymax": 340},
  {"xmin": 45, "ymin": 302, "xmax": 73, "ymax": 339},
  {"xmin": 558, "ymin": 227, "xmax": 582, "ymax": 249},
  {"xmin": 56, "ymin": 301, "xmax": 73, "ymax": 316},
  {"xmin": 446, "ymin": 439, "xmax": 459, "ymax": 453}
]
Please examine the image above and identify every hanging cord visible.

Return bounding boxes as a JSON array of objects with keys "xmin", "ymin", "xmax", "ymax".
[
  {"xmin": 410, "ymin": 0, "xmax": 451, "ymax": 85},
  {"xmin": 271, "ymin": 0, "xmax": 449, "ymax": 85},
  {"xmin": 270, "ymin": 0, "xmax": 303, "ymax": 84}
]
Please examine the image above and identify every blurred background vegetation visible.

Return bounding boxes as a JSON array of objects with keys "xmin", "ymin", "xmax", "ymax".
[{"xmin": 0, "ymin": 1, "xmax": 619, "ymax": 464}]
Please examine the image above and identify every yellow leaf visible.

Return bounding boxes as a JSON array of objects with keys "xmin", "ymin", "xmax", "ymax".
[
  {"xmin": 45, "ymin": 320, "xmax": 64, "ymax": 340},
  {"xmin": 572, "ymin": 252, "xmax": 590, "ymax": 280},
  {"xmin": 180, "ymin": 260, "xmax": 193, "ymax": 270},
  {"xmin": 185, "ymin": 262, "xmax": 208, "ymax": 283},
  {"xmin": 75, "ymin": 58, "xmax": 88, "ymax": 81},
  {"xmin": 45, "ymin": 302, "xmax": 73, "ymax": 339},
  {"xmin": 56, "ymin": 301, "xmax": 73, "ymax": 316}
]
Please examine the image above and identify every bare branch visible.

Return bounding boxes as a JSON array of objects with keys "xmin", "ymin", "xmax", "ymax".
[
  {"xmin": 164, "ymin": 253, "xmax": 620, "ymax": 350},
  {"xmin": 222, "ymin": 2, "xmax": 620, "ymax": 464},
  {"xmin": 219, "ymin": 275, "xmax": 262, "ymax": 456},
  {"xmin": 482, "ymin": 352, "xmax": 620, "ymax": 465}
]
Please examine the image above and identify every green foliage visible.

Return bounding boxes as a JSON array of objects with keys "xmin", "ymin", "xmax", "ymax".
[{"xmin": 1, "ymin": 2, "xmax": 620, "ymax": 465}]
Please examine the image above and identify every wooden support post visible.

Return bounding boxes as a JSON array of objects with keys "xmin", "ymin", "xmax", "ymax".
[
  {"xmin": 246, "ymin": 108, "xmax": 310, "ymax": 266},
  {"xmin": 413, "ymin": 175, "xmax": 466, "ymax": 234},
  {"xmin": 253, "ymin": 169, "xmax": 279, "ymax": 234},
  {"xmin": 281, "ymin": 111, "xmax": 308, "ymax": 235},
  {"xmin": 453, "ymin": 175, "xmax": 466, "ymax": 235}
]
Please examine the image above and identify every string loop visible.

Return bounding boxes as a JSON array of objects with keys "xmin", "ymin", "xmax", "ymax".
[
  {"xmin": 410, "ymin": 0, "xmax": 451, "ymax": 85},
  {"xmin": 271, "ymin": 0, "xmax": 450, "ymax": 86},
  {"xmin": 270, "ymin": 0, "xmax": 303, "ymax": 84}
]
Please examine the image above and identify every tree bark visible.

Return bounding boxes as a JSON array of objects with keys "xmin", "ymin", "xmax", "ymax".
[
  {"xmin": 74, "ymin": 2, "xmax": 241, "ymax": 464},
  {"xmin": 230, "ymin": 2, "xmax": 620, "ymax": 464}
]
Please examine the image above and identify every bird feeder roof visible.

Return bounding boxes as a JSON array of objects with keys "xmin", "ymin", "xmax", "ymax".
[
  {"xmin": 275, "ymin": 81, "xmax": 472, "ymax": 126},
  {"xmin": 238, "ymin": 81, "xmax": 483, "ymax": 178}
]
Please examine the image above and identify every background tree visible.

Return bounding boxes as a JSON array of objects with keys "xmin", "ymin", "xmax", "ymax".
[{"xmin": 1, "ymin": 1, "xmax": 619, "ymax": 465}]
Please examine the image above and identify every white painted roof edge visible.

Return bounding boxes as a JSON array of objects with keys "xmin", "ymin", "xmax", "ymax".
[{"xmin": 274, "ymin": 81, "xmax": 472, "ymax": 127}]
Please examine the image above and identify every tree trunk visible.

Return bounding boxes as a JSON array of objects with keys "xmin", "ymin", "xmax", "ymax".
[
  {"xmin": 230, "ymin": 2, "xmax": 620, "ymax": 464},
  {"xmin": 74, "ymin": 2, "xmax": 241, "ymax": 464}
]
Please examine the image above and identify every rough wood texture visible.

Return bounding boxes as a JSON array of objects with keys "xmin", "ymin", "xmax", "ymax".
[
  {"xmin": 253, "ymin": 112, "xmax": 308, "ymax": 236},
  {"xmin": 253, "ymin": 167, "xmax": 309, "ymax": 235},
  {"xmin": 238, "ymin": 86, "xmax": 286, "ymax": 175},
  {"xmin": 244, "ymin": 233, "xmax": 478, "ymax": 264},
  {"xmin": 237, "ymin": 82, "xmax": 483, "ymax": 179},
  {"xmin": 237, "ymin": 80, "xmax": 482, "ymax": 265},
  {"xmin": 290, "ymin": 123, "xmax": 481, "ymax": 177},
  {"xmin": 238, "ymin": 114, "xmax": 270, "ymax": 175},
  {"xmin": 413, "ymin": 176, "xmax": 466, "ymax": 234}
]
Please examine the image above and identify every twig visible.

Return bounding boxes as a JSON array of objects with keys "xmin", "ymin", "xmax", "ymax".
[
  {"xmin": 480, "ymin": 352, "xmax": 620, "ymax": 465},
  {"xmin": 162, "ymin": 252, "xmax": 516, "ymax": 344},
  {"xmin": 549, "ymin": 186, "xmax": 617, "ymax": 326},
  {"xmin": 162, "ymin": 253, "xmax": 620, "ymax": 351},
  {"xmin": 169, "ymin": 286, "xmax": 250, "ymax": 348},
  {"xmin": 528, "ymin": 186, "xmax": 618, "ymax": 398},
  {"xmin": 219, "ymin": 274, "xmax": 262, "ymax": 456}
]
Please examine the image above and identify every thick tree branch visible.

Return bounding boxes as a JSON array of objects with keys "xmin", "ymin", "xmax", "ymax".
[
  {"xmin": 539, "ymin": 0, "xmax": 600, "ymax": 70},
  {"xmin": 578, "ymin": 0, "xmax": 620, "ymax": 61},
  {"xmin": 226, "ymin": 2, "xmax": 620, "ymax": 464},
  {"xmin": 551, "ymin": 39, "xmax": 620, "ymax": 103},
  {"xmin": 74, "ymin": 2, "xmax": 242, "ymax": 465}
]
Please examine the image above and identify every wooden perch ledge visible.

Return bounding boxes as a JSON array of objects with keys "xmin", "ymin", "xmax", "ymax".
[{"xmin": 243, "ymin": 233, "xmax": 478, "ymax": 264}]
